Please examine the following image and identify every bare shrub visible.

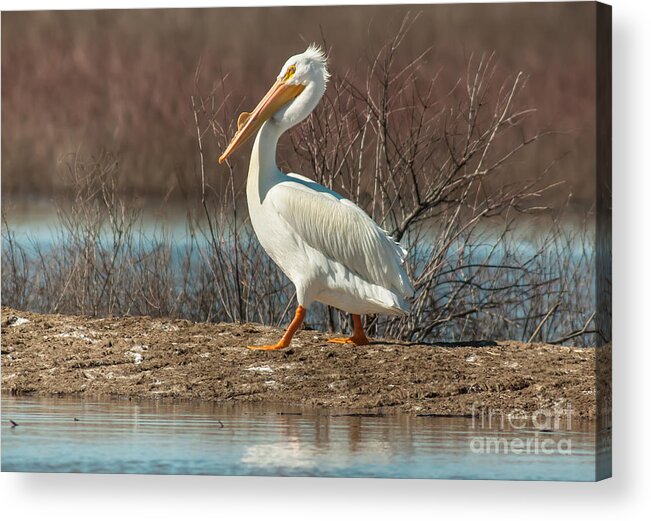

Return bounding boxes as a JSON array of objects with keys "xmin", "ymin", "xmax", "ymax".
[
  {"xmin": 1, "ymin": 24, "xmax": 598, "ymax": 345},
  {"xmin": 281, "ymin": 19, "xmax": 596, "ymax": 343}
]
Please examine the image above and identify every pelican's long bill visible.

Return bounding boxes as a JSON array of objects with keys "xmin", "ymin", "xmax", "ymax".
[{"xmin": 218, "ymin": 79, "xmax": 305, "ymax": 164}]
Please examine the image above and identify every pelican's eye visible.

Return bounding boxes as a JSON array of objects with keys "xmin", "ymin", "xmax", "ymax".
[{"xmin": 282, "ymin": 64, "xmax": 297, "ymax": 81}]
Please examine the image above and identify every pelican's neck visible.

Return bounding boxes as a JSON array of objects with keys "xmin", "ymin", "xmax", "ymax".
[
  {"xmin": 250, "ymin": 120, "xmax": 283, "ymax": 176},
  {"xmin": 247, "ymin": 120, "xmax": 286, "ymax": 203},
  {"xmin": 247, "ymin": 79, "xmax": 324, "ymax": 202}
]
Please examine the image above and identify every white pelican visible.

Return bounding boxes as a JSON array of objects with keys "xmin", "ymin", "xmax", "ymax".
[{"xmin": 219, "ymin": 45, "xmax": 413, "ymax": 350}]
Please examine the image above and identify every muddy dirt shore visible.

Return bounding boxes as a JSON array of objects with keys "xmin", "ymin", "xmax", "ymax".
[{"xmin": 1, "ymin": 307, "xmax": 601, "ymax": 417}]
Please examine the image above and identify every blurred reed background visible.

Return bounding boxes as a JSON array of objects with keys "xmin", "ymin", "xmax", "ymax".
[{"xmin": 2, "ymin": 3, "xmax": 595, "ymax": 205}]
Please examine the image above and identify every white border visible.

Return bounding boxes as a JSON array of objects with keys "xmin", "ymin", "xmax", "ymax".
[{"xmin": 1, "ymin": 1, "xmax": 650, "ymax": 519}]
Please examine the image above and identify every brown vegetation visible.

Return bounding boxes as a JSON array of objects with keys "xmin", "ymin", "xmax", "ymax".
[
  {"xmin": 1, "ymin": 39, "xmax": 598, "ymax": 346},
  {"xmin": 2, "ymin": 4, "xmax": 596, "ymax": 206},
  {"xmin": 1, "ymin": 6, "xmax": 601, "ymax": 347}
]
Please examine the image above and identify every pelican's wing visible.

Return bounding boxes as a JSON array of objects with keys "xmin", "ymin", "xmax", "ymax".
[{"xmin": 271, "ymin": 175, "xmax": 414, "ymax": 297}]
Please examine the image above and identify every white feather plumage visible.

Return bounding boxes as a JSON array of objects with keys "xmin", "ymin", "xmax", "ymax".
[{"xmin": 244, "ymin": 46, "xmax": 413, "ymax": 317}]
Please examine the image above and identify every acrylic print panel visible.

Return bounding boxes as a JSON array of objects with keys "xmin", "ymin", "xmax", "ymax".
[{"xmin": 1, "ymin": 2, "xmax": 611, "ymax": 481}]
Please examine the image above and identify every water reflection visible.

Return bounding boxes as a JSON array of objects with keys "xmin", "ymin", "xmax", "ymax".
[{"xmin": 1, "ymin": 396, "xmax": 602, "ymax": 480}]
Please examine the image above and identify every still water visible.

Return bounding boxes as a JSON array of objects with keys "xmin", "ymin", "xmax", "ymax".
[{"xmin": 2, "ymin": 397, "xmax": 600, "ymax": 480}]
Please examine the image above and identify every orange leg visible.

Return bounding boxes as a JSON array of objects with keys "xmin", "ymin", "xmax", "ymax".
[
  {"xmin": 247, "ymin": 305, "xmax": 306, "ymax": 351},
  {"xmin": 327, "ymin": 314, "xmax": 370, "ymax": 346}
]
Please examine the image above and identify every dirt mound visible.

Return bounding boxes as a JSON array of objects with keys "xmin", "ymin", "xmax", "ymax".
[{"xmin": 1, "ymin": 307, "xmax": 599, "ymax": 417}]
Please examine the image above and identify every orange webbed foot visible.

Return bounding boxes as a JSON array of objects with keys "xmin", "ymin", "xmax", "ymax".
[
  {"xmin": 246, "ymin": 305, "xmax": 306, "ymax": 351},
  {"xmin": 246, "ymin": 342, "xmax": 288, "ymax": 351},
  {"xmin": 327, "ymin": 335, "xmax": 370, "ymax": 346}
]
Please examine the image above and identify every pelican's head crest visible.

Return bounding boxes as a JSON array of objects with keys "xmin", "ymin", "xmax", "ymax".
[{"xmin": 278, "ymin": 44, "xmax": 330, "ymax": 86}]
